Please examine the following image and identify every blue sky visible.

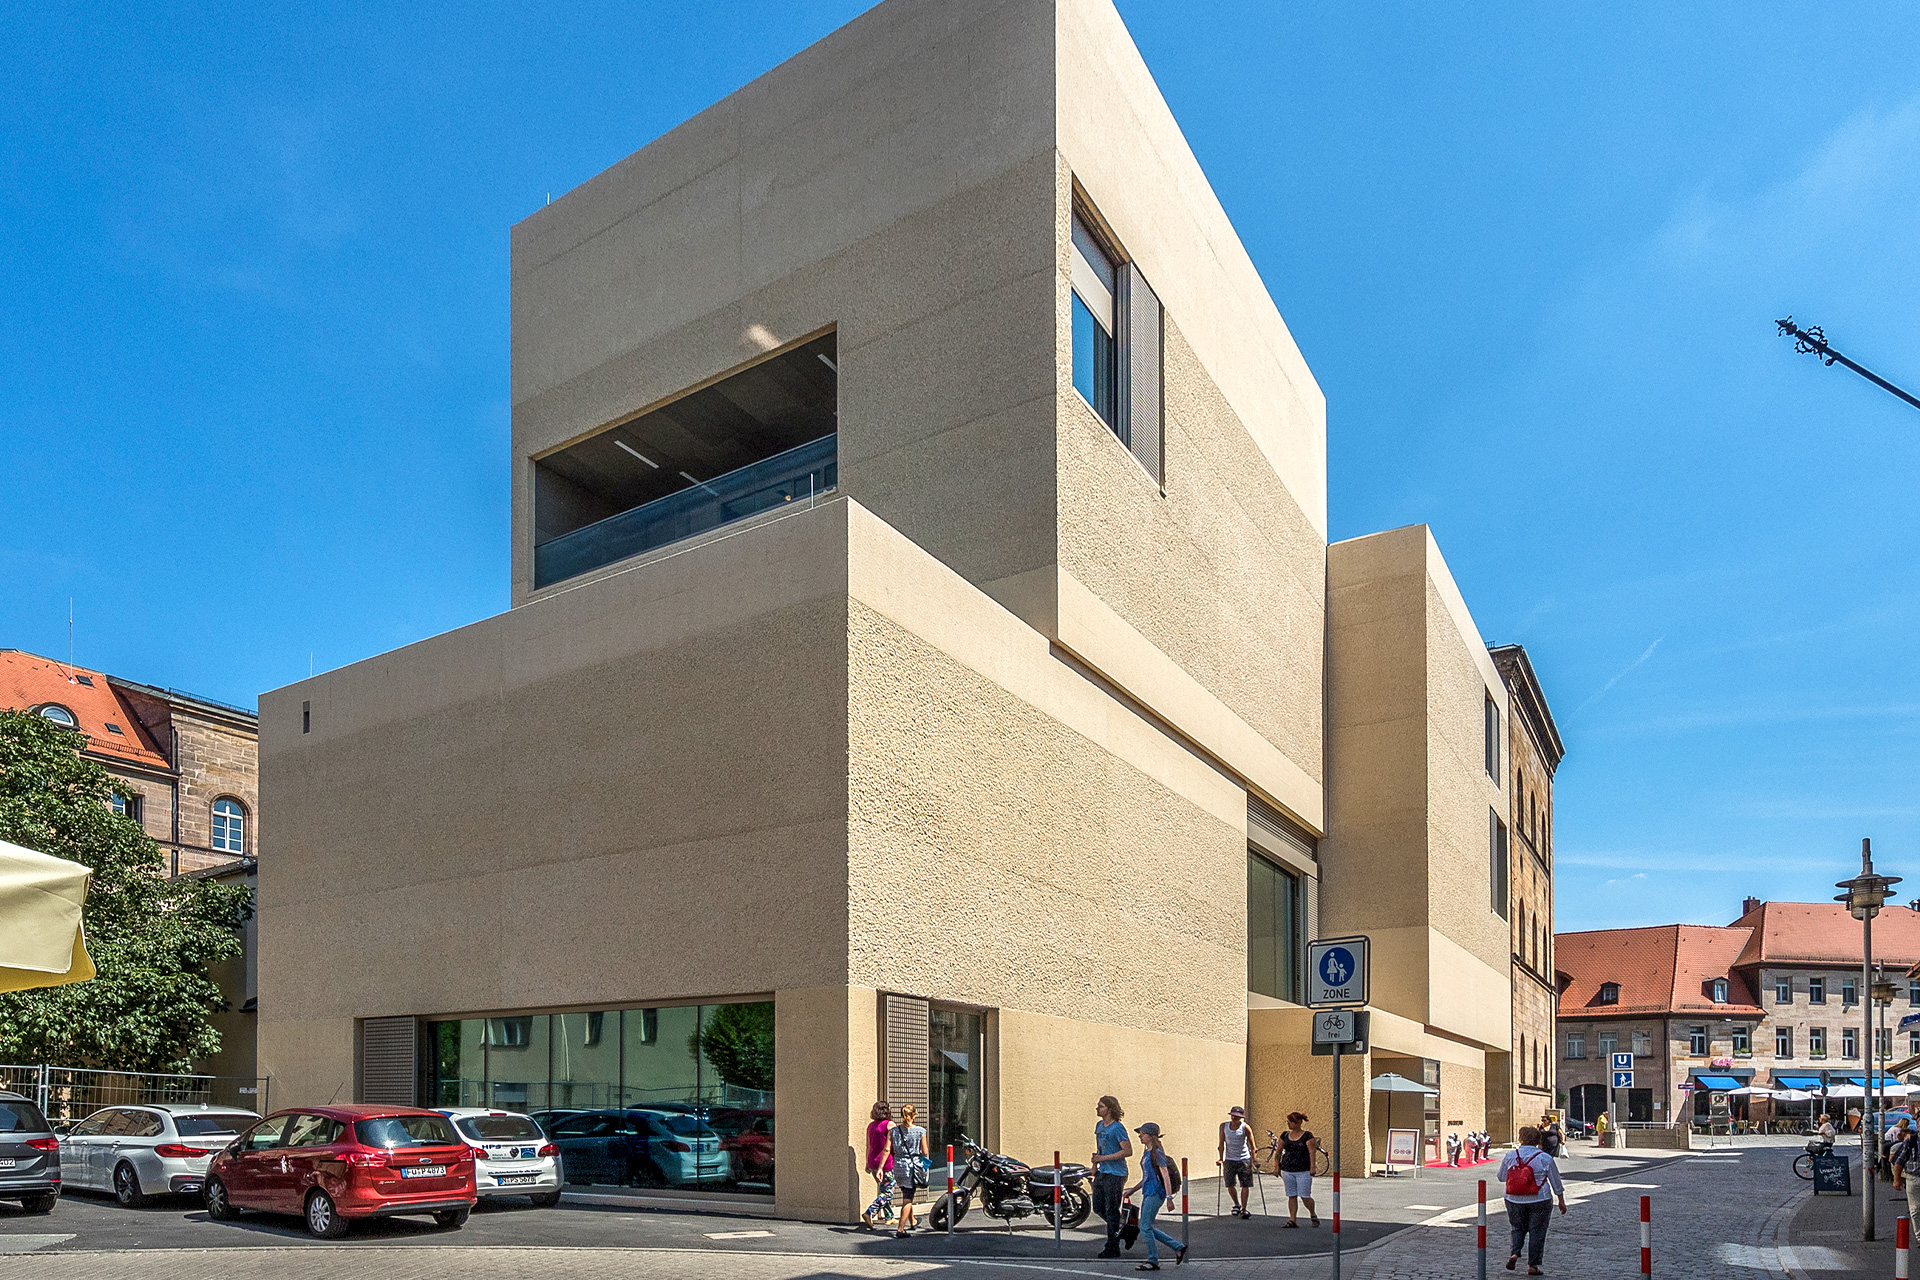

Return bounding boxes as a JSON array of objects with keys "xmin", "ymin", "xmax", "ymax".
[{"xmin": 4, "ymin": 2, "xmax": 1918, "ymax": 931}]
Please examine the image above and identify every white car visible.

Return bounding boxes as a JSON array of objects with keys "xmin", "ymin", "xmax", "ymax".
[
  {"xmin": 59, "ymin": 1104, "xmax": 260, "ymax": 1205},
  {"xmin": 434, "ymin": 1108, "xmax": 561, "ymax": 1205}
]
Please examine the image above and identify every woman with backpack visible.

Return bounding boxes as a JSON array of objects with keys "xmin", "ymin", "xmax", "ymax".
[
  {"xmin": 1124, "ymin": 1122, "xmax": 1187, "ymax": 1269},
  {"xmin": 1496, "ymin": 1125, "xmax": 1566, "ymax": 1276},
  {"xmin": 889, "ymin": 1104, "xmax": 929, "ymax": 1238}
]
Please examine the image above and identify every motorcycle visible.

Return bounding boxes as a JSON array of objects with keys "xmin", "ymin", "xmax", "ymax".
[{"xmin": 928, "ymin": 1134, "xmax": 1093, "ymax": 1231}]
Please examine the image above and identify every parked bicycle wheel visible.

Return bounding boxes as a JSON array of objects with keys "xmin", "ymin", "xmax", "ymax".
[
  {"xmin": 1792, "ymin": 1152, "xmax": 1816, "ymax": 1180},
  {"xmin": 1314, "ymin": 1149, "xmax": 1331, "ymax": 1176}
]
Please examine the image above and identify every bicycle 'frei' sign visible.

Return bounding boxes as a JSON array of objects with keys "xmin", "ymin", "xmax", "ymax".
[{"xmin": 1307, "ymin": 936, "xmax": 1370, "ymax": 1007}]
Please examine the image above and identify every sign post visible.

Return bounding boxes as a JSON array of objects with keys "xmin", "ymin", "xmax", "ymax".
[
  {"xmin": 1308, "ymin": 936, "xmax": 1370, "ymax": 1280},
  {"xmin": 1610, "ymin": 1052, "xmax": 1633, "ymax": 1148}
]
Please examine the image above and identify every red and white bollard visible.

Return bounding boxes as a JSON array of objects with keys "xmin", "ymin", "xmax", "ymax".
[
  {"xmin": 1476, "ymin": 1180, "xmax": 1487, "ymax": 1280},
  {"xmin": 1640, "ymin": 1195, "xmax": 1652, "ymax": 1276},
  {"xmin": 1053, "ymin": 1151, "xmax": 1062, "ymax": 1252},
  {"xmin": 1897, "ymin": 1215, "xmax": 1910, "ymax": 1280},
  {"xmin": 1332, "ymin": 1169, "xmax": 1341, "ymax": 1236},
  {"xmin": 946, "ymin": 1145, "xmax": 955, "ymax": 1237},
  {"xmin": 1181, "ymin": 1157, "xmax": 1190, "ymax": 1250}
]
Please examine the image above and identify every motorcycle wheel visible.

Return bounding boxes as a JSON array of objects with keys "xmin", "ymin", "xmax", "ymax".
[
  {"xmin": 930, "ymin": 1191, "xmax": 969, "ymax": 1230},
  {"xmin": 1044, "ymin": 1186, "xmax": 1092, "ymax": 1229}
]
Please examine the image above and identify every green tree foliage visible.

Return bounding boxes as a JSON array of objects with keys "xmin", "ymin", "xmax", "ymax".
[
  {"xmin": 698, "ymin": 1002, "xmax": 774, "ymax": 1092},
  {"xmin": 0, "ymin": 709, "xmax": 252, "ymax": 1071}
]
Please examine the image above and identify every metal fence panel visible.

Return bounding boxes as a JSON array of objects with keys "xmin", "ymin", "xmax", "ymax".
[{"xmin": 0, "ymin": 1064, "xmax": 269, "ymax": 1121}]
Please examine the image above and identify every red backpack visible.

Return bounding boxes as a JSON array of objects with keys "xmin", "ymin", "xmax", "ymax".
[{"xmin": 1505, "ymin": 1152, "xmax": 1545, "ymax": 1197}]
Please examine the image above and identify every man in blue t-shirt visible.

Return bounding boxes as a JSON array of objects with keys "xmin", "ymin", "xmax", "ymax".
[{"xmin": 1090, "ymin": 1095, "xmax": 1133, "ymax": 1258}]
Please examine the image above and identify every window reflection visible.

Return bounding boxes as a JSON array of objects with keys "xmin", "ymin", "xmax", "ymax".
[
  {"xmin": 422, "ymin": 1000, "xmax": 773, "ymax": 1195},
  {"xmin": 929, "ymin": 1005, "xmax": 983, "ymax": 1162}
]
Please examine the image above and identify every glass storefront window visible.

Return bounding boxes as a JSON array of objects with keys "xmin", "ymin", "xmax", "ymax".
[
  {"xmin": 421, "ymin": 999, "xmax": 774, "ymax": 1195},
  {"xmin": 929, "ymin": 1005, "xmax": 984, "ymax": 1161}
]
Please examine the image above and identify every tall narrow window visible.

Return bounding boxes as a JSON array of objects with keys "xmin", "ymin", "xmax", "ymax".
[
  {"xmin": 1775, "ymin": 977, "xmax": 1791, "ymax": 1004},
  {"xmin": 1490, "ymin": 812, "xmax": 1509, "ymax": 919},
  {"xmin": 1809, "ymin": 977, "xmax": 1825, "ymax": 1005},
  {"xmin": 1688, "ymin": 1026, "xmax": 1708, "ymax": 1056},
  {"xmin": 1071, "ymin": 214, "xmax": 1119, "ymax": 428},
  {"xmin": 1484, "ymin": 695, "xmax": 1499, "ymax": 778},
  {"xmin": 1247, "ymin": 850, "xmax": 1301, "ymax": 1002},
  {"xmin": 1842, "ymin": 1028, "xmax": 1858, "ymax": 1059},
  {"xmin": 211, "ymin": 798, "xmax": 246, "ymax": 854},
  {"xmin": 1775, "ymin": 1026, "xmax": 1792, "ymax": 1058}
]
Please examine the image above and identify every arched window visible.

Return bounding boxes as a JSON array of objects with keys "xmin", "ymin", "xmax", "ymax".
[
  {"xmin": 211, "ymin": 798, "xmax": 247, "ymax": 854},
  {"xmin": 36, "ymin": 704, "xmax": 78, "ymax": 729}
]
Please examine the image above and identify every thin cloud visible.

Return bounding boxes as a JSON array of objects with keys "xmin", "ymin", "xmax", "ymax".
[{"xmin": 1571, "ymin": 636, "xmax": 1664, "ymax": 717}]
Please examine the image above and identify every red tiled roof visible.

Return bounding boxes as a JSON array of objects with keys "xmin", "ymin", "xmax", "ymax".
[
  {"xmin": 1555, "ymin": 924, "xmax": 1764, "ymax": 1017},
  {"xmin": 0, "ymin": 650, "xmax": 170, "ymax": 771},
  {"xmin": 1728, "ymin": 899, "xmax": 1920, "ymax": 969}
]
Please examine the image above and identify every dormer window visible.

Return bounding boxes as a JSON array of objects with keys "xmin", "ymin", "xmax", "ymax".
[
  {"xmin": 1711, "ymin": 979, "xmax": 1729, "ymax": 1004},
  {"xmin": 35, "ymin": 704, "xmax": 77, "ymax": 729},
  {"xmin": 1598, "ymin": 982, "xmax": 1620, "ymax": 1005}
]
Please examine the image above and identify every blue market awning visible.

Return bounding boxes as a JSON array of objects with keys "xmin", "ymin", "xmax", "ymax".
[
  {"xmin": 1774, "ymin": 1075, "xmax": 1823, "ymax": 1090},
  {"xmin": 1844, "ymin": 1076, "xmax": 1903, "ymax": 1088},
  {"xmin": 1691, "ymin": 1074, "xmax": 1744, "ymax": 1090}
]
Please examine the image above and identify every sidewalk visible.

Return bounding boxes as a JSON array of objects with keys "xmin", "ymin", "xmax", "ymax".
[{"xmin": 1783, "ymin": 1153, "xmax": 1906, "ymax": 1278}]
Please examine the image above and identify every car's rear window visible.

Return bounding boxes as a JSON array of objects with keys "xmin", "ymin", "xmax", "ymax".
[
  {"xmin": 656, "ymin": 1113, "xmax": 717, "ymax": 1137},
  {"xmin": 0, "ymin": 1101, "xmax": 49, "ymax": 1134},
  {"xmin": 175, "ymin": 1114, "xmax": 258, "ymax": 1137},
  {"xmin": 355, "ymin": 1114, "xmax": 460, "ymax": 1148},
  {"xmin": 457, "ymin": 1115, "xmax": 544, "ymax": 1142}
]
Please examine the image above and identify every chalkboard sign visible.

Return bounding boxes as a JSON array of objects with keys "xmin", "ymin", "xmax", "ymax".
[{"xmin": 1812, "ymin": 1153, "xmax": 1851, "ymax": 1195}]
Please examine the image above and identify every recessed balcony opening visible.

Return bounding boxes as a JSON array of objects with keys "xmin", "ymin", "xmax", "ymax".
[{"xmin": 533, "ymin": 332, "xmax": 838, "ymax": 588}]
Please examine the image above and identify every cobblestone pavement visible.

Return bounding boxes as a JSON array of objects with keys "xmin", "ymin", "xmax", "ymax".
[{"xmin": 0, "ymin": 1139, "xmax": 1814, "ymax": 1279}]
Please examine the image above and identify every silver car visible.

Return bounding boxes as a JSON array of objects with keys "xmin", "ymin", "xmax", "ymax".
[{"xmin": 59, "ymin": 1104, "xmax": 260, "ymax": 1206}]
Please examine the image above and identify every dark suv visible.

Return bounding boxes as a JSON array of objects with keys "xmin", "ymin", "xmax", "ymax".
[{"xmin": 0, "ymin": 1089, "xmax": 60, "ymax": 1213}]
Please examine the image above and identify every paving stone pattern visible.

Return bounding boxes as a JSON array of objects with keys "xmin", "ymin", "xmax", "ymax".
[{"xmin": 0, "ymin": 1138, "xmax": 1821, "ymax": 1280}]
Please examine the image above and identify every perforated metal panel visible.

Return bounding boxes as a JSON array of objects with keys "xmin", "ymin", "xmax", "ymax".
[
  {"xmin": 360, "ymin": 1016, "xmax": 419, "ymax": 1105},
  {"xmin": 881, "ymin": 994, "xmax": 930, "ymax": 1118},
  {"xmin": 1118, "ymin": 263, "xmax": 1164, "ymax": 486}
]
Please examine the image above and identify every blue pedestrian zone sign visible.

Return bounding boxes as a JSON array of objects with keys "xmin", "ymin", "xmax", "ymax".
[
  {"xmin": 1614, "ymin": 1071, "xmax": 1634, "ymax": 1088},
  {"xmin": 1307, "ymin": 936, "xmax": 1370, "ymax": 1007}
]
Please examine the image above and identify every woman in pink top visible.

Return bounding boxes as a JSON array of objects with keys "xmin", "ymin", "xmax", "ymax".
[{"xmin": 861, "ymin": 1101, "xmax": 896, "ymax": 1228}]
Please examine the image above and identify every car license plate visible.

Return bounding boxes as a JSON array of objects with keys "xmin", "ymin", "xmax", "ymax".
[
  {"xmin": 0, "ymin": 1159, "xmax": 14, "ymax": 1169},
  {"xmin": 496, "ymin": 1174, "xmax": 537, "ymax": 1186},
  {"xmin": 401, "ymin": 1165, "xmax": 446, "ymax": 1178}
]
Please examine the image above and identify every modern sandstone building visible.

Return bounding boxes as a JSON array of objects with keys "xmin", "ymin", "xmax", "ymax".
[{"xmin": 258, "ymin": 0, "xmax": 1555, "ymax": 1217}]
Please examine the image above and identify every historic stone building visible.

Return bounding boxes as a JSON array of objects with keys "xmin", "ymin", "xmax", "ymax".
[
  {"xmin": 1, "ymin": 649, "xmax": 258, "ymax": 876},
  {"xmin": 1556, "ymin": 902, "xmax": 1920, "ymax": 1130},
  {"xmin": 1489, "ymin": 644, "xmax": 1562, "ymax": 1137}
]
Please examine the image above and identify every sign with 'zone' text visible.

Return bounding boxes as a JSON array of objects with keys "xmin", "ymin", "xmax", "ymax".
[{"xmin": 1307, "ymin": 936, "xmax": 1370, "ymax": 1007}]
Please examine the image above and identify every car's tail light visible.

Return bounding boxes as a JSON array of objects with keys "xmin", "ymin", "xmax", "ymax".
[
  {"xmin": 538, "ymin": 1144, "xmax": 557, "ymax": 1158},
  {"xmin": 26, "ymin": 1138, "xmax": 58, "ymax": 1152},
  {"xmin": 465, "ymin": 1147, "xmax": 483, "ymax": 1163},
  {"xmin": 154, "ymin": 1144, "xmax": 214, "ymax": 1159},
  {"xmin": 662, "ymin": 1141, "xmax": 691, "ymax": 1153},
  {"xmin": 345, "ymin": 1150, "xmax": 390, "ymax": 1167}
]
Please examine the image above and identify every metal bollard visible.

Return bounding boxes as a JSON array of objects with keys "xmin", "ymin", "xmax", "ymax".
[
  {"xmin": 1640, "ymin": 1194, "xmax": 1651, "ymax": 1276},
  {"xmin": 1181, "ymin": 1157, "xmax": 1190, "ymax": 1250},
  {"xmin": 1054, "ymin": 1151, "xmax": 1062, "ymax": 1252},
  {"xmin": 1898, "ymin": 1215, "xmax": 1910, "ymax": 1280},
  {"xmin": 1476, "ymin": 1180, "xmax": 1487, "ymax": 1280},
  {"xmin": 946, "ymin": 1145, "xmax": 955, "ymax": 1238}
]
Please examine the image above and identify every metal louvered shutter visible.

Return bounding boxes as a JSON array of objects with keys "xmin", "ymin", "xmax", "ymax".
[
  {"xmin": 1118, "ymin": 263, "xmax": 1164, "ymax": 487},
  {"xmin": 360, "ymin": 1016, "xmax": 419, "ymax": 1105},
  {"xmin": 1248, "ymin": 794, "xmax": 1317, "ymax": 862},
  {"xmin": 881, "ymin": 994, "xmax": 930, "ymax": 1119}
]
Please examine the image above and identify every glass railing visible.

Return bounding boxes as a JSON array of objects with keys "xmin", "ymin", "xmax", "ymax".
[{"xmin": 535, "ymin": 434, "xmax": 837, "ymax": 588}]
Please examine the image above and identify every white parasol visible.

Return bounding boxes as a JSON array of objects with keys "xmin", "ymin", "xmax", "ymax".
[{"xmin": 0, "ymin": 839, "xmax": 95, "ymax": 994}]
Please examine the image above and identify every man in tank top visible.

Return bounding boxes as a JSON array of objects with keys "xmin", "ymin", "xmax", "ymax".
[{"xmin": 1217, "ymin": 1105, "xmax": 1256, "ymax": 1218}]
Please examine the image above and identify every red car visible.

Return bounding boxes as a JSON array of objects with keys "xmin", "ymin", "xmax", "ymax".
[{"xmin": 206, "ymin": 1105, "xmax": 476, "ymax": 1237}]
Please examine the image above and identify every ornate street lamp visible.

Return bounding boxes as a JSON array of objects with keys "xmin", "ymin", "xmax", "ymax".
[{"xmin": 1836, "ymin": 838, "xmax": 1901, "ymax": 1242}]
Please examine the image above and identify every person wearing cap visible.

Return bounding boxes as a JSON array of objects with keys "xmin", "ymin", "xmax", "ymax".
[
  {"xmin": 1091, "ymin": 1096, "xmax": 1133, "ymax": 1258},
  {"xmin": 1124, "ymin": 1122, "xmax": 1186, "ymax": 1269},
  {"xmin": 1217, "ymin": 1105, "xmax": 1255, "ymax": 1219}
]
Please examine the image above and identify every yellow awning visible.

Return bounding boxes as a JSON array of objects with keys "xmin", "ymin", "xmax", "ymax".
[{"xmin": 0, "ymin": 839, "xmax": 95, "ymax": 994}]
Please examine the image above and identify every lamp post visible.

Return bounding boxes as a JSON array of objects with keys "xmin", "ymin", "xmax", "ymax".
[
  {"xmin": 1873, "ymin": 971, "xmax": 1898, "ymax": 1164},
  {"xmin": 1837, "ymin": 838, "xmax": 1901, "ymax": 1242}
]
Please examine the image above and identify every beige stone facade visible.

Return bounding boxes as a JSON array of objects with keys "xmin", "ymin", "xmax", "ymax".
[
  {"xmin": 1490, "ymin": 646, "xmax": 1562, "ymax": 1138},
  {"xmin": 258, "ymin": 0, "xmax": 1548, "ymax": 1219}
]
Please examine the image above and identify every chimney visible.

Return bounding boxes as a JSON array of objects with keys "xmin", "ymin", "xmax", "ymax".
[{"xmin": 1740, "ymin": 897, "xmax": 1762, "ymax": 918}]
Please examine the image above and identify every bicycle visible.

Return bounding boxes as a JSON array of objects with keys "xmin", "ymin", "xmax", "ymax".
[
  {"xmin": 1792, "ymin": 1139, "xmax": 1835, "ymax": 1180},
  {"xmin": 1255, "ymin": 1129, "xmax": 1330, "ymax": 1177}
]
